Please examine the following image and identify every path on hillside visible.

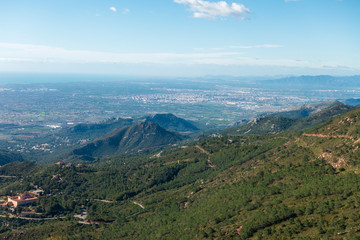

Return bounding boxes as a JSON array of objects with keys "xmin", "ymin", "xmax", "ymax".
[
  {"xmin": 195, "ymin": 145, "xmax": 211, "ymax": 156},
  {"xmin": 195, "ymin": 145, "xmax": 216, "ymax": 168},
  {"xmin": 14, "ymin": 216, "xmax": 66, "ymax": 221},
  {"xmin": 133, "ymin": 201, "xmax": 145, "ymax": 209},
  {"xmin": 94, "ymin": 199, "xmax": 114, "ymax": 203},
  {"xmin": 303, "ymin": 133, "xmax": 353, "ymax": 139}
]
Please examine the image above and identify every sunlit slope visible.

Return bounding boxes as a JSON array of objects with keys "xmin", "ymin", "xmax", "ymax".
[
  {"xmin": 224, "ymin": 103, "xmax": 354, "ymax": 136},
  {"xmin": 3, "ymin": 108, "xmax": 360, "ymax": 239}
]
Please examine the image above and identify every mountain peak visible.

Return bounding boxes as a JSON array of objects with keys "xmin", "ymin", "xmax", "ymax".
[
  {"xmin": 144, "ymin": 113, "xmax": 199, "ymax": 132},
  {"xmin": 72, "ymin": 121, "xmax": 183, "ymax": 158}
]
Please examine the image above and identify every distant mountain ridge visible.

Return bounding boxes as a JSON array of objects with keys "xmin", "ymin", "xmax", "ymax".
[
  {"xmin": 6, "ymin": 103, "xmax": 360, "ymax": 239},
  {"xmin": 5, "ymin": 99, "xmax": 360, "ymax": 239},
  {"xmin": 257, "ymin": 75, "xmax": 360, "ymax": 90},
  {"xmin": 232, "ymin": 100, "xmax": 341, "ymax": 127},
  {"xmin": 342, "ymin": 98, "xmax": 360, "ymax": 106},
  {"xmin": 224, "ymin": 103, "xmax": 354, "ymax": 136},
  {"xmin": 60, "ymin": 117, "xmax": 135, "ymax": 141},
  {"xmin": 266, "ymin": 100, "xmax": 342, "ymax": 119},
  {"xmin": 59, "ymin": 113, "xmax": 197, "ymax": 143},
  {"xmin": 72, "ymin": 121, "xmax": 183, "ymax": 158}
]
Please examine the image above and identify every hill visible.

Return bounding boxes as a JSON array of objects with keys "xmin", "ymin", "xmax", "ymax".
[
  {"xmin": 308, "ymin": 106, "xmax": 360, "ymax": 138},
  {"xmin": 55, "ymin": 113, "xmax": 196, "ymax": 145},
  {"xmin": 232, "ymin": 100, "xmax": 342, "ymax": 127},
  {"xmin": 4, "ymin": 108, "xmax": 360, "ymax": 239},
  {"xmin": 59, "ymin": 117, "xmax": 134, "ymax": 141},
  {"xmin": 72, "ymin": 121, "xmax": 183, "ymax": 158},
  {"xmin": 63, "ymin": 113, "xmax": 198, "ymax": 140},
  {"xmin": 342, "ymin": 98, "xmax": 360, "ymax": 106},
  {"xmin": 225, "ymin": 116, "xmax": 296, "ymax": 135},
  {"xmin": 143, "ymin": 113, "xmax": 199, "ymax": 132},
  {"xmin": 19, "ymin": 113, "xmax": 197, "ymax": 163},
  {"xmin": 0, "ymin": 161, "xmax": 37, "ymax": 176},
  {"xmin": 0, "ymin": 150, "xmax": 24, "ymax": 166},
  {"xmin": 288, "ymin": 103, "xmax": 354, "ymax": 131},
  {"xmin": 266, "ymin": 100, "xmax": 342, "ymax": 119},
  {"xmin": 224, "ymin": 103, "xmax": 354, "ymax": 136}
]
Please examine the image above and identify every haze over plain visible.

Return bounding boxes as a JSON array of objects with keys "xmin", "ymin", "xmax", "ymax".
[{"xmin": 0, "ymin": 0, "xmax": 359, "ymax": 77}]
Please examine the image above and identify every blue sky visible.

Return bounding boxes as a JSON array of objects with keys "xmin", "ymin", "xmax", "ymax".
[{"xmin": 0, "ymin": 0, "xmax": 359, "ymax": 76}]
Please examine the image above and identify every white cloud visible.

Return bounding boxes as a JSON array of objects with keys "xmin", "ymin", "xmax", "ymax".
[
  {"xmin": 230, "ymin": 44, "xmax": 283, "ymax": 49},
  {"xmin": 121, "ymin": 8, "xmax": 130, "ymax": 14},
  {"xmin": 194, "ymin": 44, "xmax": 283, "ymax": 52},
  {"xmin": 109, "ymin": 7, "xmax": 117, "ymax": 13},
  {"xmin": 0, "ymin": 42, "xmax": 356, "ymax": 74},
  {"xmin": 174, "ymin": 0, "xmax": 249, "ymax": 19}
]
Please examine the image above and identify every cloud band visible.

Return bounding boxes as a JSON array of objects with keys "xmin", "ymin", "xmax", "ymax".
[{"xmin": 174, "ymin": 0, "xmax": 250, "ymax": 19}]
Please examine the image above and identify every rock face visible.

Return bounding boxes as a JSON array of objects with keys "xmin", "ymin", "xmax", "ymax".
[{"xmin": 72, "ymin": 122, "xmax": 183, "ymax": 158}]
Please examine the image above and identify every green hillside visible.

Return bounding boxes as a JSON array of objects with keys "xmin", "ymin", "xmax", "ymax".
[
  {"xmin": 267, "ymin": 100, "xmax": 342, "ymax": 119},
  {"xmin": 62, "ymin": 117, "xmax": 134, "ymax": 139},
  {"xmin": 224, "ymin": 103, "xmax": 354, "ymax": 136},
  {"xmin": 225, "ymin": 116, "xmax": 296, "ymax": 135},
  {"xmin": 0, "ymin": 150, "xmax": 24, "ymax": 166},
  {"xmin": 60, "ymin": 113, "xmax": 198, "ymax": 142},
  {"xmin": 18, "ymin": 113, "xmax": 198, "ymax": 164},
  {"xmin": 2, "ymin": 108, "xmax": 360, "ymax": 239},
  {"xmin": 72, "ymin": 121, "xmax": 183, "ymax": 158},
  {"xmin": 144, "ymin": 113, "xmax": 199, "ymax": 132}
]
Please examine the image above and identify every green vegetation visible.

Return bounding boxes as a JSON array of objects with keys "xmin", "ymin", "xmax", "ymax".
[
  {"xmin": 267, "ymin": 100, "xmax": 342, "ymax": 119},
  {"xmin": 2, "ymin": 108, "xmax": 360, "ymax": 239},
  {"xmin": 0, "ymin": 150, "xmax": 24, "ymax": 166},
  {"xmin": 72, "ymin": 121, "xmax": 184, "ymax": 158},
  {"xmin": 223, "ymin": 103, "xmax": 354, "ymax": 136},
  {"xmin": 144, "ymin": 113, "xmax": 199, "ymax": 132}
]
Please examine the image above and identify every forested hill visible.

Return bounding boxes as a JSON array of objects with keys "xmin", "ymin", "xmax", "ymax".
[
  {"xmin": 266, "ymin": 100, "xmax": 342, "ymax": 119},
  {"xmin": 57, "ymin": 113, "xmax": 197, "ymax": 143},
  {"xmin": 19, "ymin": 113, "xmax": 197, "ymax": 163},
  {"xmin": 60, "ymin": 117, "xmax": 134, "ymax": 140},
  {"xmin": 0, "ymin": 150, "xmax": 23, "ymax": 166},
  {"xmin": 144, "ymin": 113, "xmax": 199, "ymax": 132},
  {"xmin": 3, "ymin": 108, "xmax": 360, "ymax": 239},
  {"xmin": 224, "ymin": 103, "xmax": 354, "ymax": 136},
  {"xmin": 72, "ymin": 121, "xmax": 183, "ymax": 158}
]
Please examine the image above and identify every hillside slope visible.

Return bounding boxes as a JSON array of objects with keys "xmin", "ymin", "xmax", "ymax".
[
  {"xmin": 143, "ymin": 113, "xmax": 199, "ymax": 132},
  {"xmin": 59, "ymin": 117, "xmax": 134, "ymax": 141},
  {"xmin": 4, "ymin": 109, "xmax": 360, "ymax": 239},
  {"xmin": 72, "ymin": 121, "xmax": 183, "ymax": 158},
  {"xmin": 267, "ymin": 100, "xmax": 342, "ymax": 119},
  {"xmin": 224, "ymin": 103, "xmax": 354, "ymax": 136},
  {"xmin": 0, "ymin": 150, "xmax": 23, "ymax": 166}
]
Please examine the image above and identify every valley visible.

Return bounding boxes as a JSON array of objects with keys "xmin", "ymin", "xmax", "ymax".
[
  {"xmin": 1, "ymin": 0, "xmax": 359, "ymax": 238},
  {"xmin": 2, "ymin": 108, "xmax": 360, "ymax": 238},
  {"xmin": 1, "ymin": 75, "xmax": 360, "ymax": 159},
  {"xmin": 1, "ymin": 76, "xmax": 360, "ymax": 239}
]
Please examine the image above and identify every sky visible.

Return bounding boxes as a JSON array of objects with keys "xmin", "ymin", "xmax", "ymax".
[{"xmin": 0, "ymin": 0, "xmax": 359, "ymax": 77}]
